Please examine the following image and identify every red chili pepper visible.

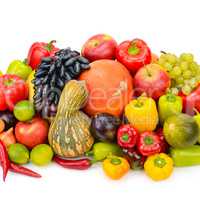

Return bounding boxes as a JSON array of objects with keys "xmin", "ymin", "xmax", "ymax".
[
  {"xmin": 179, "ymin": 85, "xmax": 200, "ymax": 116},
  {"xmin": 137, "ymin": 131, "xmax": 161, "ymax": 156},
  {"xmin": 9, "ymin": 163, "xmax": 41, "ymax": 178},
  {"xmin": 0, "ymin": 140, "xmax": 10, "ymax": 181},
  {"xmin": 117, "ymin": 124, "xmax": 139, "ymax": 148},
  {"xmin": 27, "ymin": 40, "xmax": 59, "ymax": 70},
  {"xmin": 54, "ymin": 156, "xmax": 92, "ymax": 170},
  {"xmin": 0, "ymin": 74, "xmax": 28, "ymax": 111},
  {"xmin": 115, "ymin": 38, "xmax": 151, "ymax": 74},
  {"xmin": 156, "ymin": 128, "xmax": 169, "ymax": 153}
]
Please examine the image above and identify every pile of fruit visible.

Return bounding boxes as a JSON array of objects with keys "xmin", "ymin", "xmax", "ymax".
[{"xmin": 1, "ymin": 34, "xmax": 200, "ymax": 182}]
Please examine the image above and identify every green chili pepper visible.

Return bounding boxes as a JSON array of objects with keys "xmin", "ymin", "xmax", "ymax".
[
  {"xmin": 158, "ymin": 93, "xmax": 182, "ymax": 125},
  {"xmin": 170, "ymin": 145, "xmax": 200, "ymax": 167},
  {"xmin": 86, "ymin": 142, "xmax": 122, "ymax": 162}
]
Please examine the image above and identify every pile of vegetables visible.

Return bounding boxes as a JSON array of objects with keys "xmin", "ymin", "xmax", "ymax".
[{"xmin": 1, "ymin": 34, "xmax": 200, "ymax": 182}]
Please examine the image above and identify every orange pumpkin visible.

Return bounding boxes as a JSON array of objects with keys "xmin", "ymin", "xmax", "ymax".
[{"xmin": 79, "ymin": 59, "xmax": 133, "ymax": 117}]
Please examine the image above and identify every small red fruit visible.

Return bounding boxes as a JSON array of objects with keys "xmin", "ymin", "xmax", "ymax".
[
  {"xmin": 15, "ymin": 117, "xmax": 49, "ymax": 149},
  {"xmin": 81, "ymin": 34, "xmax": 117, "ymax": 62}
]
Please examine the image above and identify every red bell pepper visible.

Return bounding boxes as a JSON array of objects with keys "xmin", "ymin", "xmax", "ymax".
[
  {"xmin": 0, "ymin": 75, "xmax": 28, "ymax": 111},
  {"xmin": 156, "ymin": 128, "xmax": 169, "ymax": 153},
  {"xmin": 115, "ymin": 38, "xmax": 151, "ymax": 74},
  {"xmin": 179, "ymin": 84, "xmax": 200, "ymax": 116},
  {"xmin": 27, "ymin": 40, "xmax": 59, "ymax": 70},
  {"xmin": 117, "ymin": 124, "xmax": 139, "ymax": 148},
  {"xmin": 137, "ymin": 131, "xmax": 161, "ymax": 156}
]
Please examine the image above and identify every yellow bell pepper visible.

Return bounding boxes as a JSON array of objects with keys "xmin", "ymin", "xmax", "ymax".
[
  {"xmin": 144, "ymin": 153, "xmax": 173, "ymax": 181},
  {"xmin": 26, "ymin": 70, "xmax": 35, "ymax": 103},
  {"xmin": 0, "ymin": 70, "xmax": 3, "ymax": 76},
  {"xmin": 103, "ymin": 156, "xmax": 130, "ymax": 180},
  {"xmin": 125, "ymin": 96, "xmax": 158, "ymax": 133}
]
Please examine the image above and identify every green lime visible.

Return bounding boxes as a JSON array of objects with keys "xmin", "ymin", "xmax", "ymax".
[
  {"xmin": 0, "ymin": 70, "xmax": 3, "ymax": 76},
  {"xmin": 8, "ymin": 143, "xmax": 29, "ymax": 164},
  {"xmin": 30, "ymin": 144, "xmax": 54, "ymax": 166},
  {"xmin": 14, "ymin": 100, "xmax": 35, "ymax": 121}
]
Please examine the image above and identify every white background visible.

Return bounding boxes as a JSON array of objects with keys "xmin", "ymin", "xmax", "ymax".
[{"xmin": 1, "ymin": 0, "xmax": 200, "ymax": 199}]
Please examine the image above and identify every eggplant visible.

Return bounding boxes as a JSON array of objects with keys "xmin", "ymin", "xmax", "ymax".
[
  {"xmin": 90, "ymin": 113, "xmax": 121, "ymax": 142},
  {"xmin": 0, "ymin": 111, "xmax": 17, "ymax": 130}
]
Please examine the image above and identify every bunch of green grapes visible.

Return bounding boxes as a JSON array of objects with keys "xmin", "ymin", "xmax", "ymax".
[{"xmin": 158, "ymin": 52, "xmax": 200, "ymax": 95}]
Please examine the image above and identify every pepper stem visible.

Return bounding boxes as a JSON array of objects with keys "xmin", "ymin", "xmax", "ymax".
[
  {"xmin": 110, "ymin": 157, "xmax": 121, "ymax": 165},
  {"xmin": 144, "ymin": 136, "xmax": 154, "ymax": 145},
  {"xmin": 154, "ymin": 156, "xmax": 166, "ymax": 168},
  {"xmin": 45, "ymin": 40, "xmax": 56, "ymax": 52},
  {"xmin": 166, "ymin": 93, "xmax": 176, "ymax": 102},
  {"xmin": 121, "ymin": 133, "xmax": 129, "ymax": 142},
  {"xmin": 85, "ymin": 150, "xmax": 93, "ymax": 157}
]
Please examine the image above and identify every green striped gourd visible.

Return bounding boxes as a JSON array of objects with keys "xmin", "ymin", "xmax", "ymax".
[{"xmin": 48, "ymin": 80, "xmax": 94, "ymax": 157}]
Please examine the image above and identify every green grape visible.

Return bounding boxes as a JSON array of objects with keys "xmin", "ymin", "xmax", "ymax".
[
  {"xmin": 172, "ymin": 66, "xmax": 182, "ymax": 76},
  {"xmin": 182, "ymin": 84, "xmax": 192, "ymax": 95},
  {"xmin": 182, "ymin": 70, "xmax": 192, "ymax": 79},
  {"xmin": 166, "ymin": 54, "xmax": 177, "ymax": 64},
  {"xmin": 196, "ymin": 75, "xmax": 200, "ymax": 82},
  {"xmin": 189, "ymin": 78, "xmax": 198, "ymax": 89},
  {"xmin": 189, "ymin": 62, "xmax": 198, "ymax": 72},
  {"xmin": 180, "ymin": 53, "xmax": 194, "ymax": 62},
  {"xmin": 158, "ymin": 58, "xmax": 165, "ymax": 66},
  {"xmin": 180, "ymin": 61, "xmax": 188, "ymax": 71},
  {"xmin": 164, "ymin": 62, "xmax": 173, "ymax": 71},
  {"xmin": 176, "ymin": 76, "xmax": 184, "ymax": 85}
]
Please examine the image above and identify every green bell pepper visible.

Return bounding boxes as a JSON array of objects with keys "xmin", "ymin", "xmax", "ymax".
[
  {"xmin": 158, "ymin": 93, "xmax": 182, "ymax": 125},
  {"xmin": 170, "ymin": 145, "xmax": 200, "ymax": 167},
  {"xmin": 86, "ymin": 142, "xmax": 122, "ymax": 162},
  {"xmin": 7, "ymin": 60, "xmax": 32, "ymax": 80}
]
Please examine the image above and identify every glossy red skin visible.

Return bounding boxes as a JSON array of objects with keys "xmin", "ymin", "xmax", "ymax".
[
  {"xmin": 0, "ymin": 140, "xmax": 10, "ymax": 181},
  {"xmin": 179, "ymin": 84, "xmax": 200, "ymax": 116},
  {"xmin": 133, "ymin": 64, "xmax": 171, "ymax": 100},
  {"xmin": 0, "ymin": 75, "xmax": 28, "ymax": 111},
  {"xmin": 53, "ymin": 156, "xmax": 92, "ymax": 170},
  {"xmin": 15, "ymin": 117, "xmax": 49, "ymax": 149},
  {"xmin": 115, "ymin": 39, "xmax": 151, "ymax": 74},
  {"xmin": 117, "ymin": 124, "xmax": 139, "ymax": 148},
  {"xmin": 81, "ymin": 34, "xmax": 117, "ymax": 62},
  {"xmin": 27, "ymin": 41, "xmax": 59, "ymax": 70},
  {"xmin": 155, "ymin": 128, "xmax": 169, "ymax": 153},
  {"xmin": 10, "ymin": 163, "xmax": 41, "ymax": 178},
  {"xmin": 0, "ymin": 128, "xmax": 16, "ymax": 148},
  {"xmin": 137, "ymin": 131, "xmax": 161, "ymax": 156}
]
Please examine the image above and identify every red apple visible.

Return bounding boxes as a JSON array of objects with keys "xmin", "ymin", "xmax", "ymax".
[
  {"xmin": 15, "ymin": 117, "xmax": 49, "ymax": 149},
  {"xmin": 133, "ymin": 64, "xmax": 171, "ymax": 99},
  {"xmin": 81, "ymin": 34, "xmax": 117, "ymax": 62}
]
